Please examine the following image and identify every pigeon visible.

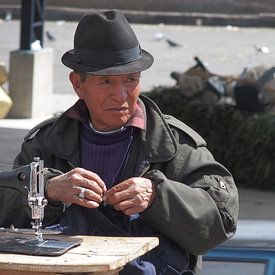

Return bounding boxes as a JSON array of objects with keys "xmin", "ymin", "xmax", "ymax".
[
  {"xmin": 254, "ymin": 45, "xmax": 270, "ymax": 53},
  {"xmin": 31, "ymin": 40, "xmax": 41, "ymax": 51},
  {"xmin": 46, "ymin": 30, "xmax": 56, "ymax": 42},
  {"xmin": 154, "ymin": 32, "xmax": 164, "ymax": 41},
  {"xmin": 166, "ymin": 38, "xmax": 181, "ymax": 47},
  {"xmin": 4, "ymin": 10, "xmax": 12, "ymax": 21},
  {"xmin": 56, "ymin": 20, "xmax": 65, "ymax": 26}
]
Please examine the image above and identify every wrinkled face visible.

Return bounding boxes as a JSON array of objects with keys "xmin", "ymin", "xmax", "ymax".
[{"xmin": 70, "ymin": 72, "xmax": 141, "ymax": 131}]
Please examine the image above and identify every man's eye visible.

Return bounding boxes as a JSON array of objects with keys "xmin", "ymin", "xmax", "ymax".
[
  {"xmin": 127, "ymin": 77, "xmax": 139, "ymax": 83},
  {"xmin": 100, "ymin": 79, "xmax": 111, "ymax": 84}
]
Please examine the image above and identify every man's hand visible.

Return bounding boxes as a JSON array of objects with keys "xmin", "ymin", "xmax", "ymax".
[
  {"xmin": 46, "ymin": 168, "xmax": 106, "ymax": 208},
  {"xmin": 103, "ymin": 177, "xmax": 156, "ymax": 215}
]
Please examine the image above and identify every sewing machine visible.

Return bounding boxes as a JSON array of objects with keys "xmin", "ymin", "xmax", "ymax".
[
  {"xmin": 0, "ymin": 157, "xmax": 82, "ymax": 256},
  {"xmin": 0, "ymin": 158, "xmax": 159, "ymax": 274}
]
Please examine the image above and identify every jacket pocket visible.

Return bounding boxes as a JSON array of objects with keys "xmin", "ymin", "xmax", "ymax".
[
  {"xmin": 202, "ymin": 175, "xmax": 230, "ymax": 210},
  {"xmin": 197, "ymin": 175, "xmax": 238, "ymax": 231}
]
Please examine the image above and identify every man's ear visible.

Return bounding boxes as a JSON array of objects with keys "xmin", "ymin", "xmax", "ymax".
[{"xmin": 69, "ymin": 71, "xmax": 84, "ymax": 99}]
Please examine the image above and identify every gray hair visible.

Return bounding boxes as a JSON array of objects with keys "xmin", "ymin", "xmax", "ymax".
[{"xmin": 75, "ymin": 71, "xmax": 87, "ymax": 82}]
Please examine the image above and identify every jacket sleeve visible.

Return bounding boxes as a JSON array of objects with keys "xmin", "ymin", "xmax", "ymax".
[
  {"xmin": 141, "ymin": 130, "xmax": 239, "ymax": 256},
  {"xmin": 0, "ymin": 188, "xmax": 30, "ymax": 228}
]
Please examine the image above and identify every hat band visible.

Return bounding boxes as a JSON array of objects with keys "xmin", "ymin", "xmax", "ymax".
[{"xmin": 75, "ymin": 46, "xmax": 142, "ymax": 67}]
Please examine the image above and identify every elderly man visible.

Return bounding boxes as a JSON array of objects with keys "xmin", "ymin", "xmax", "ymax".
[{"xmin": 3, "ymin": 9, "xmax": 238, "ymax": 274}]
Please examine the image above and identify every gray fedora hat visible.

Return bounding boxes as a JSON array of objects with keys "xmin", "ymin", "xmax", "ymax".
[{"xmin": 61, "ymin": 9, "xmax": 154, "ymax": 75}]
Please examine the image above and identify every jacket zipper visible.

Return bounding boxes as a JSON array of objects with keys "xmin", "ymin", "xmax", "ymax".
[
  {"xmin": 68, "ymin": 161, "xmax": 76, "ymax": 169},
  {"xmin": 139, "ymin": 160, "xmax": 150, "ymax": 177}
]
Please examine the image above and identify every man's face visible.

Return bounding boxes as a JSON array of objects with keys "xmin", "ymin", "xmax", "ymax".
[{"xmin": 70, "ymin": 72, "xmax": 141, "ymax": 131}]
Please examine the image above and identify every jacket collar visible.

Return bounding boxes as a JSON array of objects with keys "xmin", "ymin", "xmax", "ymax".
[
  {"xmin": 138, "ymin": 95, "xmax": 177, "ymax": 162},
  {"xmin": 66, "ymin": 99, "xmax": 146, "ymax": 130},
  {"xmin": 45, "ymin": 96, "xmax": 177, "ymax": 164}
]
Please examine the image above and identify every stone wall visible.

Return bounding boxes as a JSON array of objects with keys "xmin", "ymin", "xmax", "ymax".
[
  {"xmin": 1, "ymin": 0, "xmax": 275, "ymax": 14},
  {"xmin": 2, "ymin": 0, "xmax": 275, "ymax": 27}
]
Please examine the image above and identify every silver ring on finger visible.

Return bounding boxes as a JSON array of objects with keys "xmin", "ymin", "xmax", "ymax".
[{"xmin": 78, "ymin": 187, "xmax": 86, "ymax": 199}]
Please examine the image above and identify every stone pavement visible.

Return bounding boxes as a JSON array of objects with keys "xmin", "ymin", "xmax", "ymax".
[
  {"xmin": 1, "ymin": 20, "xmax": 275, "ymax": 220},
  {"xmin": 1, "ymin": 20, "xmax": 275, "ymax": 97},
  {"xmin": 2, "ymin": 20, "xmax": 275, "ymax": 114}
]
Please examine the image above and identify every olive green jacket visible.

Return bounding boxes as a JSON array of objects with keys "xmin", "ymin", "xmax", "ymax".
[{"xmin": 1, "ymin": 95, "xmax": 239, "ymax": 273}]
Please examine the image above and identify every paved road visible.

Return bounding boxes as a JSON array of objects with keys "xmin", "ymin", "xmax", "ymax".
[
  {"xmin": 2, "ymin": 20, "xmax": 275, "ymax": 114},
  {"xmin": 1, "ymin": 20, "xmax": 275, "ymax": 96},
  {"xmin": 1, "ymin": 20, "xmax": 275, "ymax": 220}
]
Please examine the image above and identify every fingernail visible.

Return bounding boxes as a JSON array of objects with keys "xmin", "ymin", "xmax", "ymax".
[{"xmin": 87, "ymin": 201, "xmax": 99, "ymax": 207}]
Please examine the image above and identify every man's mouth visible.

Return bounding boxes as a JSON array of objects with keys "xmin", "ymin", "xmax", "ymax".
[{"xmin": 107, "ymin": 107, "xmax": 128, "ymax": 112}]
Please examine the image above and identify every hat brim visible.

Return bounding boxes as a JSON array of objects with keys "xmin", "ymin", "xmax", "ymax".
[{"xmin": 61, "ymin": 49, "xmax": 154, "ymax": 75}]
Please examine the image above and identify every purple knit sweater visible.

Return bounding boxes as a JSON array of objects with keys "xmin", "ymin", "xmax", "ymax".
[{"xmin": 80, "ymin": 123, "xmax": 134, "ymax": 189}]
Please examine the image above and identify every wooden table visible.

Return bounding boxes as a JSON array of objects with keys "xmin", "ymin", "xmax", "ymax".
[{"xmin": 0, "ymin": 234, "xmax": 159, "ymax": 275}]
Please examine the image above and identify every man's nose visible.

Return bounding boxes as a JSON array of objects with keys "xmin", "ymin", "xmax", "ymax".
[{"xmin": 114, "ymin": 83, "xmax": 127, "ymax": 99}]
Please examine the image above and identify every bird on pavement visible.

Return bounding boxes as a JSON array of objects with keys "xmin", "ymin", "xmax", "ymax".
[
  {"xmin": 166, "ymin": 38, "xmax": 181, "ymax": 47},
  {"xmin": 254, "ymin": 45, "xmax": 270, "ymax": 53},
  {"xmin": 46, "ymin": 30, "xmax": 56, "ymax": 42},
  {"xmin": 4, "ymin": 10, "xmax": 12, "ymax": 21}
]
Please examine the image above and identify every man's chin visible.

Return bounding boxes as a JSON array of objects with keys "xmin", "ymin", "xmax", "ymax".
[{"xmin": 112, "ymin": 116, "xmax": 131, "ymax": 128}]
